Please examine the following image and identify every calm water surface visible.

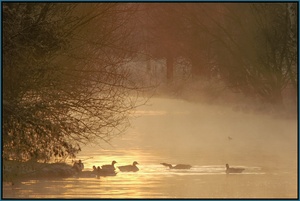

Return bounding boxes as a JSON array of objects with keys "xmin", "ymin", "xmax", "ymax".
[{"xmin": 3, "ymin": 98, "xmax": 297, "ymax": 198}]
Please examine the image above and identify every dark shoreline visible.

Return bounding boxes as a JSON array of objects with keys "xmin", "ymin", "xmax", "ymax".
[{"xmin": 3, "ymin": 160, "xmax": 77, "ymax": 182}]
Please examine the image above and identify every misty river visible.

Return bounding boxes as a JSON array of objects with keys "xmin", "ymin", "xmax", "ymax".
[{"xmin": 3, "ymin": 98, "xmax": 297, "ymax": 198}]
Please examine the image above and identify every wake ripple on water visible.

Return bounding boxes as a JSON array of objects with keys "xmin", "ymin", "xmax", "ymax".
[{"xmin": 128, "ymin": 164, "xmax": 265, "ymax": 176}]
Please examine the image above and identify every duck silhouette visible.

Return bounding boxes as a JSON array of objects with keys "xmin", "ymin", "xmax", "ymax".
[
  {"xmin": 161, "ymin": 163, "xmax": 192, "ymax": 169},
  {"xmin": 118, "ymin": 161, "xmax": 139, "ymax": 172},
  {"xmin": 97, "ymin": 166, "xmax": 117, "ymax": 176},
  {"xmin": 225, "ymin": 164, "xmax": 245, "ymax": 174},
  {"xmin": 101, "ymin": 161, "xmax": 117, "ymax": 171}
]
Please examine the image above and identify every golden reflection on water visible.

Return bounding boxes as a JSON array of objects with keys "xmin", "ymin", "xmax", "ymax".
[
  {"xmin": 3, "ymin": 161, "xmax": 296, "ymax": 198},
  {"xmin": 3, "ymin": 98, "xmax": 297, "ymax": 198}
]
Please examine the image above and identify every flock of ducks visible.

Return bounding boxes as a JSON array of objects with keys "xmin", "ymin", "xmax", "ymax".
[
  {"xmin": 84, "ymin": 161, "xmax": 139, "ymax": 177},
  {"xmin": 77, "ymin": 161, "xmax": 245, "ymax": 177}
]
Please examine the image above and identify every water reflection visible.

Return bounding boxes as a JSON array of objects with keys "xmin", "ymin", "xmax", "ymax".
[
  {"xmin": 4, "ymin": 167, "xmax": 294, "ymax": 198},
  {"xmin": 3, "ymin": 98, "xmax": 297, "ymax": 198},
  {"xmin": 4, "ymin": 154, "xmax": 292, "ymax": 199}
]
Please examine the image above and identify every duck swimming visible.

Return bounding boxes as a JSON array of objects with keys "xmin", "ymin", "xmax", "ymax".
[
  {"xmin": 97, "ymin": 166, "xmax": 117, "ymax": 176},
  {"xmin": 118, "ymin": 161, "xmax": 139, "ymax": 172},
  {"xmin": 161, "ymin": 163, "xmax": 192, "ymax": 169},
  {"xmin": 101, "ymin": 161, "xmax": 117, "ymax": 171},
  {"xmin": 225, "ymin": 164, "xmax": 245, "ymax": 174}
]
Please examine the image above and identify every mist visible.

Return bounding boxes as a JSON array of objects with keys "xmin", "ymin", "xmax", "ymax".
[
  {"xmin": 119, "ymin": 98, "xmax": 297, "ymax": 168},
  {"xmin": 3, "ymin": 2, "xmax": 297, "ymax": 198},
  {"xmin": 76, "ymin": 96, "xmax": 297, "ymax": 198}
]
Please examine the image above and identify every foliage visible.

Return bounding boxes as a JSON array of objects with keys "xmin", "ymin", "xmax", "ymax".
[
  {"xmin": 139, "ymin": 3, "xmax": 297, "ymax": 108},
  {"xmin": 3, "ymin": 3, "xmax": 140, "ymax": 162},
  {"xmin": 212, "ymin": 3, "xmax": 297, "ymax": 105}
]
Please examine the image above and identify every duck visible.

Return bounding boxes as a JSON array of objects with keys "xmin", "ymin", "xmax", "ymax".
[
  {"xmin": 161, "ymin": 163, "xmax": 192, "ymax": 169},
  {"xmin": 101, "ymin": 161, "xmax": 117, "ymax": 171},
  {"xmin": 225, "ymin": 164, "xmax": 245, "ymax": 174},
  {"xmin": 92, "ymin": 165, "xmax": 97, "ymax": 173},
  {"xmin": 118, "ymin": 161, "xmax": 139, "ymax": 172},
  {"xmin": 97, "ymin": 166, "xmax": 117, "ymax": 176}
]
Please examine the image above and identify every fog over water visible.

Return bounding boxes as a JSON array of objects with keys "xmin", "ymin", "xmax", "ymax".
[
  {"xmin": 79, "ymin": 97, "xmax": 298, "ymax": 198},
  {"xmin": 4, "ymin": 97, "xmax": 296, "ymax": 198},
  {"xmin": 3, "ymin": 2, "xmax": 297, "ymax": 199},
  {"xmin": 113, "ymin": 98, "xmax": 295, "ymax": 161}
]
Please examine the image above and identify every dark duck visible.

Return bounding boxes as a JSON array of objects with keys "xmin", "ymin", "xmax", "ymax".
[
  {"xmin": 225, "ymin": 164, "xmax": 245, "ymax": 174},
  {"xmin": 75, "ymin": 166, "xmax": 98, "ymax": 178},
  {"xmin": 97, "ymin": 166, "xmax": 117, "ymax": 176},
  {"xmin": 118, "ymin": 161, "xmax": 139, "ymax": 172},
  {"xmin": 97, "ymin": 161, "xmax": 118, "ymax": 176},
  {"xmin": 161, "ymin": 163, "xmax": 192, "ymax": 169},
  {"xmin": 101, "ymin": 161, "xmax": 117, "ymax": 171}
]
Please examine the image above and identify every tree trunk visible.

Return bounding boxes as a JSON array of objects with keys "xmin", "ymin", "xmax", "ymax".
[{"xmin": 166, "ymin": 54, "xmax": 174, "ymax": 82}]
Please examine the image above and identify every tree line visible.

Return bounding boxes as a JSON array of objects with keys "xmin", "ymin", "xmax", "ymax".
[
  {"xmin": 139, "ymin": 3, "xmax": 297, "ymax": 107},
  {"xmin": 3, "ymin": 3, "xmax": 297, "ymax": 162}
]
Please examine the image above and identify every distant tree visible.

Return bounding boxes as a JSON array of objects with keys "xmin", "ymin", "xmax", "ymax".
[
  {"xmin": 194, "ymin": 3, "xmax": 297, "ymax": 107},
  {"xmin": 138, "ymin": 3, "xmax": 297, "ymax": 109},
  {"xmin": 177, "ymin": 4, "xmax": 221, "ymax": 78},
  {"xmin": 140, "ymin": 4, "xmax": 184, "ymax": 82},
  {"xmin": 140, "ymin": 4, "xmax": 223, "ymax": 81},
  {"xmin": 3, "ymin": 3, "xmax": 140, "ymax": 162}
]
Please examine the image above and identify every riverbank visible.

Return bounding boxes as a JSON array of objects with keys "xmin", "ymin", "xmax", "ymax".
[{"xmin": 3, "ymin": 160, "xmax": 76, "ymax": 183}]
